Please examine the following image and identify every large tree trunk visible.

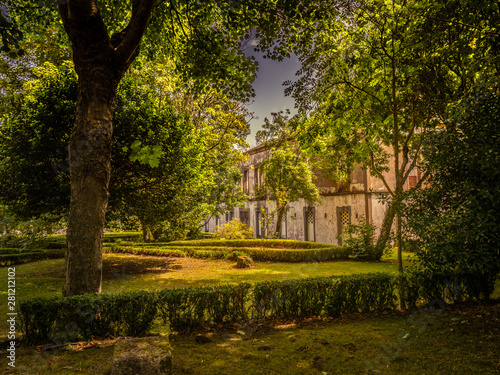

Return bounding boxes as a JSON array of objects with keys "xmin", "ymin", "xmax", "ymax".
[
  {"xmin": 58, "ymin": 0, "xmax": 155, "ymax": 296},
  {"xmin": 63, "ymin": 69, "xmax": 119, "ymax": 296}
]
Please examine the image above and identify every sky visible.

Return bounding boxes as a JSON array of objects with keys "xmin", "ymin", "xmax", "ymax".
[{"xmin": 243, "ymin": 52, "xmax": 301, "ymax": 147}]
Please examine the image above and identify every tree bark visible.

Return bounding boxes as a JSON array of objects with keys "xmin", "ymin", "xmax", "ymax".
[
  {"xmin": 64, "ymin": 69, "xmax": 118, "ymax": 296},
  {"xmin": 374, "ymin": 198, "xmax": 396, "ymax": 255},
  {"xmin": 58, "ymin": 0, "xmax": 155, "ymax": 296},
  {"xmin": 274, "ymin": 205, "xmax": 286, "ymax": 239},
  {"xmin": 140, "ymin": 216, "xmax": 153, "ymax": 242}
]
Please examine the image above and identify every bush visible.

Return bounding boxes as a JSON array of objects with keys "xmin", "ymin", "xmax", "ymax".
[
  {"xmin": 0, "ymin": 249, "xmax": 65, "ymax": 266},
  {"xmin": 157, "ymin": 284, "xmax": 251, "ymax": 332},
  {"xmin": 167, "ymin": 239, "xmax": 335, "ymax": 249},
  {"xmin": 338, "ymin": 216, "xmax": 387, "ymax": 261},
  {"xmin": 19, "ymin": 292, "xmax": 159, "ymax": 345},
  {"xmin": 106, "ymin": 244, "xmax": 350, "ymax": 262},
  {"xmin": 18, "ymin": 271, "xmax": 495, "ymax": 344},
  {"xmin": 214, "ymin": 219, "xmax": 254, "ymax": 239},
  {"xmin": 402, "ymin": 84, "xmax": 500, "ymax": 292}
]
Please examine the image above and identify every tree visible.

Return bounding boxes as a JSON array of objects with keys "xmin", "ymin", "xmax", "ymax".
[
  {"xmin": 4, "ymin": 0, "xmax": 265, "ymax": 295},
  {"xmin": 289, "ymin": 0, "xmax": 440, "ymax": 269},
  {"xmin": 402, "ymin": 79, "xmax": 500, "ymax": 296},
  {"xmin": 286, "ymin": 0, "xmax": 499, "ymax": 269},
  {"xmin": 256, "ymin": 111, "xmax": 320, "ymax": 238},
  {"xmin": 0, "ymin": 61, "xmax": 248, "ymax": 245}
]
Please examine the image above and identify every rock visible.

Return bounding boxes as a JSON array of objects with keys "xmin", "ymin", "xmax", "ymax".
[
  {"xmin": 236, "ymin": 256, "xmax": 254, "ymax": 268},
  {"xmin": 111, "ymin": 336, "xmax": 172, "ymax": 375}
]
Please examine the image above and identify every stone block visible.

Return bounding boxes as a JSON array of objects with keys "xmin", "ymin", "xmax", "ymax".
[{"xmin": 111, "ymin": 336, "xmax": 172, "ymax": 375}]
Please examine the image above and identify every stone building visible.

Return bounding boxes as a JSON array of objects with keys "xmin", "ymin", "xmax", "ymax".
[{"xmin": 203, "ymin": 143, "xmax": 420, "ymax": 245}]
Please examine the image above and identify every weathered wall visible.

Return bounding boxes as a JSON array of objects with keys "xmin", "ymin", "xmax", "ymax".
[{"xmin": 203, "ymin": 143, "xmax": 414, "ymax": 245}]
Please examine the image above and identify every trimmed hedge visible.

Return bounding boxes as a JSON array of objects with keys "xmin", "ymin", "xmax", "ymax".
[
  {"xmin": 157, "ymin": 284, "xmax": 251, "ymax": 331},
  {"xmin": 19, "ymin": 292, "xmax": 158, "ymax": 344},
  {"xmin": 105, "ymin": 244, "xmax": 350, "ymax": 262},
  {"xmin": 166, "ymin": 239, "xmax": 335, "ymax": 249},
  {"xmin": 0, "ymin": 249, "xmax": 65, "ymax": 266},
  {"xmin": 19, "ymin": 271, "xmax": 496, "ymax": 345},
  {"xmin": 102, "ymin": 232, "xmax": 142, "ymax": 243}
]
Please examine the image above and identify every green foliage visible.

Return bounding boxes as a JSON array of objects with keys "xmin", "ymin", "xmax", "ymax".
[
  {"xmin": 0, "ymin": 249, "xmax": 64, "ymax": 266},
  {"xmin": 402, "ymin": 81, "xmax": 500, "ymax": 287},
  {"xmin": 19, "ymin": 291, "xmax": 158, "ymax": 345},
  {"xmin": 0, "ymin": 62, "xmax": 248, "ymax": 240},
  {"xmin": 338, "ymin": 216, "xmax": 386, "ymax": 261},
  {"xmin": 214, "ymin": 218, "xmax": 254, "ymax": 240},
  {"xmin": 105, "ymin": 243, "xmax": 350, "ymax": 263},
  {"xmin": 157, "ymin": 284, "xmax": 251, "ymax": 332},
  {"xmin": 256, "ymin": 112, "xmax": 320, "ymax": 238},
  {"xmin": 0, "ymin": 62, "xmax": 76, "ymax": 220},
  {"xmin": 167, "ymin": 239, "xmax": 334, "ymax": 249},
  {"xmin": 18, "ymin": 270, "xmax": 496, "ymax": 344}
]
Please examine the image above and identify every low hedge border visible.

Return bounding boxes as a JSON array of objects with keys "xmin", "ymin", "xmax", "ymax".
[
  {"xmin": 104, "ymin": 245, "xmax": 350, "ymax": 262},
  {"xmin": 18, "ymin": 271, "xmax": 496, "ymax": 345},
  {"xmin": 0, "ymin": 249, "xmax": 65, "ymax": 266},
  {"xmin": 159, "ymin": 239, "xmax": 335, "ymax": 249}
]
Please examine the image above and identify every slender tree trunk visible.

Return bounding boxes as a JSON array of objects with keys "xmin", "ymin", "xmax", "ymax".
[
  {"xmin": 375, "ymin": 198, "xmax": 396, "ymax": 254},
  {"xmin": 63, "ymin": 68, "xmax": 119, "ymax": 296},
  {"xmin": 274, "ymin": 205, "xmax": 286, "ymax": 239},
  {"xmin": 139, "ymin": 216, "xmax": 153, "ymax": 242}
]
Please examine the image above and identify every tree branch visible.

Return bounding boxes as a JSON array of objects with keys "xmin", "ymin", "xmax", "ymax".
[
  {"xmin": 369, "ymin": 149, "xmax": 395, "ymax": 197},
  {"xmin": 342, "ymin": 79, "xmax": 392, "ymax": 112},
  {"xmin": 115, "ymin": 0, "xmax": 156, "ymax": 67}
]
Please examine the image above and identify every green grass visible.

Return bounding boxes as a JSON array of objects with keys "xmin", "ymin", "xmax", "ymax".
[
  {"xmin": 5, "ymin": 301, "xmax": 499, "ymax": 374},
  {"xmin": 1, "ymin": 242, "xmax": 499, "ymax": 374},
  {"xmin": 0, "ymin": 251, "xmax": 412, "ymax": 339}
]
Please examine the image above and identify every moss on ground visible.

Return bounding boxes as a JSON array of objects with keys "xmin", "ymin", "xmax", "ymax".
[{"xmin": 3, "ymin": 301, "xmax": 499, "ymax": 375}]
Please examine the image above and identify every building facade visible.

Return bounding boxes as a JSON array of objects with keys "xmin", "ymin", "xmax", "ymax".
[{"xmin": 203, "ymin": 144, "xmax": 420, "ymax": 245}]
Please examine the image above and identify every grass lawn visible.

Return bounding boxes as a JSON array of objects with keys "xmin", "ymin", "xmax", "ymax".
[
  {"xmin": 1, "ymin": 249, "xmax": 499, "ymax": 374},
  {"xmin": 0, "ymin": 251, "xmax": 413, "ymax": 337},
  {"xmin": 3, "ymin": 301, "xmax": 499, "ymax": 374}
]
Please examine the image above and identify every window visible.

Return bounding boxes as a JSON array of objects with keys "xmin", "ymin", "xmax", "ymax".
[
  {"xmin": 336, "ymin": 206, "xmax": 351, "ymax": 245},
  {"xmin": 240, "ymin": 209, "xmax": 250, "ymax": 227},
  {"xmin": 242, "ymin": 170, "xmax": 249, "ymax": 194}
]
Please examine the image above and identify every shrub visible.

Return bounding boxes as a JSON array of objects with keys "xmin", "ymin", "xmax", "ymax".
[
  {"xmin": 214, "ymin": 219, "xmax": 254, "ymax": 239},
  {"xmin": 18, "ymin": 271, "xmax": 495, "ymax": 344},
  {"xmin": 19, "ymin": 292, "xmax": 158, "ymax": 345},
  {"xmin": 167, "ymin": 239, "xmax": 335, "ymax": 249},
  {"xmin": 157, "ymin": 284, "xmax": 251, "ymax": 332},
  {"xmin": 0, "ymin": 249, "xmax": 65, "ymax": 266},
  {"xmin": 338, "ymin": 216, "xmax": 387, "ymax": 261},
  {"xmin": 105, "ymin": 244, "xmax": 350, "ymax": 262}
]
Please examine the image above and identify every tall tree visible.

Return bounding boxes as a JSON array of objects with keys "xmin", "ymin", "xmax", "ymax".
[
  {"xmin": 0, "ymin": 61, "xmax": 249, "ymax": 242},
  {"xmin": 4, "ymin": 0, "xmax": 264, "ymax": 295},
  {"xmin": 256, "ymin": 111, "xmax": 319, "ymax": 238},
  {"xmin": 286, "ymin": 0, "xmax": 499, "ymax": 269},
  {"xmin": 402, "ymin": 79, "xmax": 500, "ymax": 296}
]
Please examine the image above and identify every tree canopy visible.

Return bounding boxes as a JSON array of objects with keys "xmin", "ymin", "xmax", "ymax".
[{"xmin": 0, "ymin": 61, "xmax": 249, "ymax": 241}]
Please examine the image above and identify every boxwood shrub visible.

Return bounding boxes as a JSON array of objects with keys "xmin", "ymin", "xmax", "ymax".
[
  {"xmin": 18, "ymin": 271, "xmax": 494, "ymax": 345},
  {"xmin": 105, "ymin": 244, "xmax": 350, "ymax": 262},
  {"xmin": 0, "ymin": 249, "xmax": 65, "ymax": 266}
]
